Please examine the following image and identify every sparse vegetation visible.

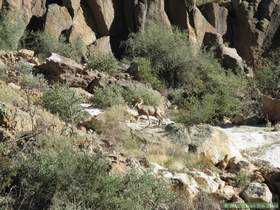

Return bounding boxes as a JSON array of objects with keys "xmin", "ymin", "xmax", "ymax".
[
  {"xmin": 22, "ymin": 31, "xmax": 85, "ymax": 61},
  {"xmin": 42, "ymin": 84, "xmax": 87, "ymax": 123},
  {"xmin": 0, "ymin": 132, "xmax": 175, "ymax": 210},
  {"xmin": 92, "ymin": 84, "xmax": 125, "ymax": 108},
  {"xmin": 125, "ymin": 25, "xmax": 246, "ymax": 124},
  {"xmin": 0, "ymin": 10, "xmax": 25, "ymax": 50},
  {"xmin": 89, "ymin": 54, "xmax": 119, "ymax": 74}
]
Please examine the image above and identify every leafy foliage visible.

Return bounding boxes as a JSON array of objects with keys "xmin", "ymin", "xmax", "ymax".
[
  {"xmin": 89, "ymin": 54, "xmax": 119, "ymax": 74},
  {"xmin": 22, "ymin": 31, "xmax": 85, "ymax": 62},
  {"xmin": 0, "ymin": 10, "xmax": 25, "ymax": 50},
  {"xmin": 125, "ymin": 25, "xmax": 246, "ymax": 124},
  {"xmin": 42, "ymin": 84, "xmax": 87, "ymax": 123}
]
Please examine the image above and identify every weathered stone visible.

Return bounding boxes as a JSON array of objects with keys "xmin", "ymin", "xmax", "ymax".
[
  {"xmin": 44, "ymin": 4, "xmax": 72, "ymax": 39},
  {"xmin": 203, "ymin": 32, "xmax": 245, "ymax": 70},
  {"xmin": 241, "ymin": 182, "xmax": 272, "ymax": 203},
  {"xmin": 5, "ymin": 0, "xmax": 46, "ymax": 23},
  {"xmin": 86, "ymin": 0, "xmax": 114, "ymax": 36},
  {"xmin": 191, "ymin": 7, "xmax": 216, "ymax": 47},
  {"xmin": 69, "ymin": 8, "xmax": 96, "ymax": 46},
  {"xmin": 200, "ymin": 2, "xmax": 228, "ymax": 36},
  {"xmin": 124, "ymin": 0, "xmax": 171, "ymax": 33},
  {"xmin": 88, "ymin": 36, "xmax": 112, "ymax": 56},
  {"xmin": 187, "ymin": 125, "xmax": 241, "ymax": 164},
  {"xmin": 62, "ymin": 0, "xmax": 80, "ymax": 15},
  {"xmin": 231, "ymin": 0, "xmax": 280, "ymax": 66},
  {"xmin": 36, "ymin": 53, "xmax": 97, "ymax": 89}
]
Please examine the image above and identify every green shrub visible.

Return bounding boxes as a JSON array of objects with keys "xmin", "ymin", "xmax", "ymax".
[
  {"xmin": 122, "ymin": 83, "xmax": 162, "ymax": 106},
  {"xmin": 42, "ymin": 84, "xmax": 87, "ymax": 123},
  {"xmin": 14, "ymin": 133, "xmax": 175, "ymax": 210},
  {"xmin": 0, "ymin": 10, "xmax": 25, "ymax": 50},
  {"xmin": 92, "ymin": 82, "xmax": 162, "ymax": 108},
  {"xmin": 22, "ymin": 31, "xmax": 85, "ymax": 62},
  {"xmin": 130, "ymin": 57, "xmax": 164, "ymax": 91},
  {"xmin": 256, "ymin": 64, "xmax": 280, "ymax": 98},
  {"xmin": 92, "ymin": 84, "xmax": 125, "ymax": 108},
  {"xmin": 89, "ymin": 54, "xmax": 119, "ymax": 74},
  {"xmin": 125, "ymin": 25, "xmax": 246, "ymax": 124}
]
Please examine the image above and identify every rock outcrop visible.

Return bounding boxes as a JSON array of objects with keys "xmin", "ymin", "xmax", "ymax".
[{"xmin": 44, "ymin": 4, "xmax": 72, "ymax": 40}]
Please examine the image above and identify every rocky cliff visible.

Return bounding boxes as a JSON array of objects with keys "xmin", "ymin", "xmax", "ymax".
[{"xmin": 1, "ymin": 0, "xmax": 280, "ymax": 68}]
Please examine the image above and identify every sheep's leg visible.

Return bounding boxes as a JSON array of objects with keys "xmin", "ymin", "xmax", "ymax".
[{"xmin": 147, "ymin": 114, "xmax": 151, "ymax": 126}]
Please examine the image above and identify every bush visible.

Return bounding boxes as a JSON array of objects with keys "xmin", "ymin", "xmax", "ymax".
[
  {"xmin": 92, "ymin": 82, "xmax": 162, "ymax": 108},
  {"xmin": 22, "ymin": 31, "xmax": 85, "ymax": 62},
  {"xmin": 13, "ymin": 133, "xmax": 175, "ymax": 210},
  {"xmin": 89, "ymin": 54, "xmax": 119, "ymax": 74},
  {"xmin": 256, "ymin": 64, "xmax": 280, "ymax": 98},
  {"xmin": 0, "ymin": 10, "xmax": 25, "ymax": 50},
  {"xmin": 130, "ymin": 57, "xmax": 164, "ymax": 91},
  {"xmin": 122, "ymin": 83, "xmax": 162, "ymax": 106},
  {"xmin": 92, "ymin": 84, "xmax": 125, "ymax": 108},
  {"xmin": 42, "ymin": 84, "xmax": 87, "ymax": 123},
  {"xmin": 125, "ymin": 25, "xmax": 246, "ymax": 124}
]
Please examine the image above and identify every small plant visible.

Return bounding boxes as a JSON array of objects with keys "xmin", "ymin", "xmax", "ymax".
[
  {"xmin": 91, "ymin": 84, "xmax": 125, "ymax": 108},
  {"xmin": 235, "ymin": 171, "xmax": 251, "ymax": 188},
  {"xmin": 89, "ymin": 54, "xmax": 119, "ymax": 74},
  {"xmin": 42, "ymin": 84, "xmax": 87, "ymax": 123},
  {"xmin": 0, "ymin": 10, "xmax": 25, "ymax": 50}
]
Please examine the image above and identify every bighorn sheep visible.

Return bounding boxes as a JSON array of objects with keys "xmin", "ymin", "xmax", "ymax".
[{"xmin": 133, "ymin": 98, "xmax": 164, "ymax": 126}]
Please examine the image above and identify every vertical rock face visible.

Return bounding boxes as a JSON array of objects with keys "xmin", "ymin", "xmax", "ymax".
[
  {"xmin": 199, "ymin": 2, "xmax": 228, "ymax": 36},
  {"xmin": 62, "ymin": 0, "xmax": 81, "ymax": 16},
  {"xmin": 86, "ymin": 0, "xmax": 115, "ymax": 36},
  {"xmin": 44, "ymin": 4, "xmax": 73, "ymax": 39},
  {"xmin": 124, "ymin": 0, "xmax": 171, "ymax": 33},
  {"xmin": 69, "ymin": 7, "xmax": 96, "ymax": 45},
  {"xmin": 4, "ymin": 0, "xmax": 46, "ymax": 23},
  {"xmin": 231, "ymin": 0, "xmax": 280, "ymax": 65}
]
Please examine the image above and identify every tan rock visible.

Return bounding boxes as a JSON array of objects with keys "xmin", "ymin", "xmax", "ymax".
[
  {"xmin": 89, "ymin": 36, "xmax": 112, "ymax": 56},
  {"xmin": 44, "ymin": 4, "xmax": 72, "ymax": 39},
  {"xmin": 69, "ymin": 8, "xmax": 96, "ymax": 46},
  {"xmin": 191, "ymin": 7, "xmax": 216, "ymax": 47},
  {"xmin": 63, "ymin": 0, "xmax": 80, "ymax": 15},
  {"xmin": 5, "ymin": 0, "xmax": 46, "ymax": 24},
  {"xmin": 86, "ymin": 0, "xmax": 114, "ymax": 36},
  {"xmin": 241, "ymin": 182, "xmax": 272, "ymax": 203}
]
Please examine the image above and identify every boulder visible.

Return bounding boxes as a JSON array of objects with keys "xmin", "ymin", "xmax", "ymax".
[
  {"xmin": 187, "ymin": 125, "xmax": 241, "ymax": 164},
  {"xmin": 69, "ymin": 8, "xmax": 96, "ymax": 46},
  {"xmin": 241, "ymin": 182, "xmax": 272, "ymax": 203},
  {"xmin": 86, "ymin": 0, "xmax": 114, "ymax": 36},
  {"xmin": 188, "ymin": 170, "xmax": 223, "ymax": 193},
  {"xmin": 124, "ymin": 0, "xmax": 171, "ymax": 33},
  {"xmin": 191, "ymin": 7, "xmax": 216, "ymax": 47},
  {"xmin": 203, "ymin": 32, "xmax": 245, "ymax": 70},
  {"xmin": 44, "ymin": 4, "xmax": 72, "ymax": 39},
  {"xmin": 262, "ymin": 95, "xmax": 280, "ymax": 123},
  {"xmin": 88, "ymin": 36, "xmax": 112, "ymax": 56},
  {"xmin": 36, "ymin": 53, "xmax": 97, "ymax": 89},
  {"xmin": 199, "ymin": 2, "xmax": 228, "ymax": 36}
]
